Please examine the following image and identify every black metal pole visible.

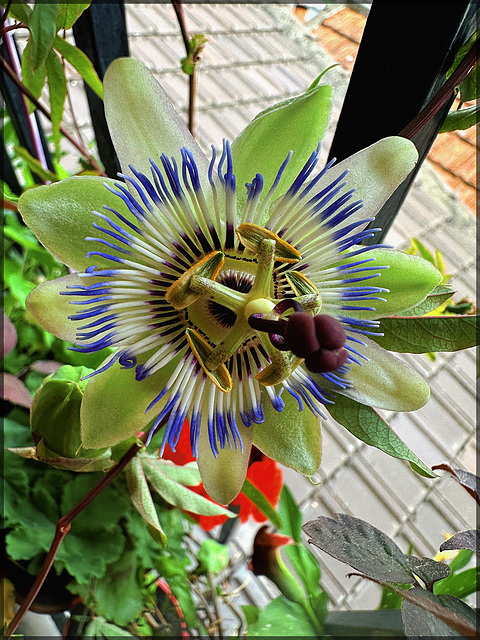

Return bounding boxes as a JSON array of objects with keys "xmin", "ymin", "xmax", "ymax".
[
  {"xmin": 72, "ymin": 0, "xmax": 129, "ymax": 178},
  {"xmin": 327, "ymin": 2, "xmax": 478, "ymax": 243}
]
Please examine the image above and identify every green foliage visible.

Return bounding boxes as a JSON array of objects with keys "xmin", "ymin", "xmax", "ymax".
[
  {"xmin": 245, "ymin": 596, "xmax": 319, "ymax": 636},
  {"xmin": 4, "ymin": 0, "xmax": 101, "ymax": 149},
  {"xmin": 195, "ymin": 539, "xmax": 229, "ymax": 575},
  {"xmin": 440, "ymin": 105, "xmax": 480, "ymax": 133},
  {"xmin": 328, "ymin": 395, "xmax": 435, "ymax": 478},
  {"xmin": 372, "ymin": 315, "xmax": 478, "ymax": 353},
  {"xmin": 241, "ymin": 478, "xmax": 283, "ymax": 529}
]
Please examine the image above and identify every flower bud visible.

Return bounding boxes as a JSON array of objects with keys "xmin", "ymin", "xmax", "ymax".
[{"xmin": 31, "ymin": 365, "xmax": 107, "ymax": 459}]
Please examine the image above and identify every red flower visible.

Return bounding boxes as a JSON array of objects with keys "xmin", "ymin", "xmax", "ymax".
[{"xmin": 162, "ymin": 421, "xmax": 283, "ymax": 531}]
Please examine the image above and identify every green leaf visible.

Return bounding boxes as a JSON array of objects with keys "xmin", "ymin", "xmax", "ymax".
[
  {"xmin": 20, "ymin": 40, "xmax": 47, "ymax": 111},
  {"xmin": 242, "ymin": 604, "xmax": 260, "ymax": 626},
  {"xmin": 13, "ymin": 147, "xmax": 59, "ymax": 183},
  {"xmin": 195, "ymin": 539, "xmax": 229, "ymax": 575},
  {"xmin": 399, "ymin": 285, "xmax": 454, "ymax": 316},
  {"xmin": 439, "ymin": 105, "xmax": 480, "ymax": 132},
  {"xmin": 448, "ymin": 549, "xmax": 474, "ymax": 574},
  {"xmin": 283, "ymin": 543, "xmax": 322, "ymax": 603},
  {"xmin": 303, "ymin": 514, "xmax": 415, "ymax": 584},
  {"xmin": 141, "ymin": 454, "xmax": 235, "ymax": 517},
  {"xmin": 84, "ymin": 616, "xmax": 135, "ymax": 638},
  {"xmin": 371, "ymin": 315, "xmax": 478, "ymax": 353},
  {"xmin": 459, "ymin": 62, "xmax": 479, "ymax": 102},
  {"xmin": 241, "ymin": 478, "xmax": 283, "ymax": 529},
  {"xmin": 434, "ymin": 566, "xmax": 479, "ymax": 598},
  {"xmin": 246, "ymin": 596, "xmax": 318, "ymax": 636},
  {"xmin": 53, "ymin": 36, "xmax": 103, "ymax": 99},
  {"xmin": 278, "ymin": 485, "xmax": 303, "ymax": 542},
  {"xmin": 231, "ymin": 82, "xmax": 333, "ymax": 209},
  {"xmin": 409, "ymin": 237, "xmax": 435, "ymax": 264},
  {"xmin": 72, "ymin": 551, "xmax": 144, "ymax": 628},
  {"xmin": 126, "ymin": 457, "xmax": 167, "ymax": 547},
  {"xmin": 45, "ymin": 49, "xmax": 67, "ymax": 151},
  {"xmin": 327, "ymin": 395, "xmax": 436, "ymax": 478},
  {"xmin": 4, "ymin": 0, "xmax": 32, "ymax": 24},
  {"xmin": 28, "ymin": 1, "xmax": 59, "ymax": 71},
  {"xmin": 55, "ymin": 1, "xmax": 90, "ymax": 30}
]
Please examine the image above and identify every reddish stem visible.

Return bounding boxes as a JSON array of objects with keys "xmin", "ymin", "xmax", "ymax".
[
  {"xmin": 400, "ymin": 40, "xmax": 479, "ymax": 140},
  {"xmin": 5, "ymin": 439, "xmax": 144, "ymax": 638},
  {"xmin": 156, "ymin": 578, "xmax": 190, "ymax": 638}
]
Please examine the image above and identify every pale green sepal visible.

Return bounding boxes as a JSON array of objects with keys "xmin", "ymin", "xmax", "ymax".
[
  {"xmin": 26, "ymin": 274, "xmax": 98, "ymax": 342},
  {"xmin": 104, "ymin": 58, "xmax": 211, "ymax": 187},
  {"xmin": 80, "ymin": 353, "xmax": 183, "ymax": 449},
  {"xmin": 231, "ymin": 83, "xmax": 333, "ymax": 208},
  {"xmin": 336, "ymin": 249, "xmax": 443, "ymax": 320},
  {"xmin": 335, "ymin": 337, "xmax": 430, "ymax": 411},
  {"xmin": 306, "ymin": 137, "xmax": 418, "ymax": 230},
  {"xmin": 18, "ymin": 177, "xmax": 130, "ymax": 270},
  {"xmin": 196, "ymin": 416, "xmax": 253, "ymax": 504},
  {"xmin": 253, "ymin": 387, "xmax": 321, "ymax": 476}
]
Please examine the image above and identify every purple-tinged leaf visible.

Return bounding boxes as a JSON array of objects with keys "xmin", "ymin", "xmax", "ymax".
[
  {"xmin": 405, "ymin": 555, "xmax": 450, "ymax": 590},
  {"xmin": 440, "ymin": 530, "xmax": 479, "ymax": 554},
  {"xmin": 371, "ymin": 315, "xmax": 478, "ymax": 353},
  {"xmin": 303, "ymin": 514, "xmax": 414, "ymax": 584},
  {"xmin": 401, "ymin": 590, "xmax": 479, "ymax": 639},
  {"xmin": 432, "ymin": 464, "xmax": 479, "ymax": 504},
  {"xmin": 2, "ymin": 374, "xmax": 32, "ymax": 408},
  {"xmin": 3, "ymin": 313, "xmax": 17, "ymax": 357}
]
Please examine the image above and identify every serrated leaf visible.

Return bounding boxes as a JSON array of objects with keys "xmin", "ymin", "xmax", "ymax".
[
  {"xmin": 126, "ymin": 457, "xmax": 167, "ymax": 547},
  {"xmin": 406, "ymin": 555, "xmax": 451, "ymax": 589},
  {"xmin": 46, "ymin": 49, "xmax": 67, "ymax": 151},
  {"xmin": 141, "ymin": 454, "xmax": 235, "ymax": 518},
  {"xmin": 399, "ymin": 285, "xmax": 454, "ymax": 316},
  {"xmin": 440, "ymin": 530, "xmax": 479, "ymax": 553},
  {"xmin": 53, "ymin": 36, "xmax": 103, "ymax": 99},
  {"xmin": 195, "ymin": 539, "xmax": 229, "ymax": 575},
  {"xmin": 28, "ymin": 1, "xmax": 59, "ymax": 71},
  {"xmin": 303, "ymin": 514, "xmax": 415, "ymax": 584},
  {"xmin": 55, "ymin": 1, "xmax": 90, "ymax": 30},
  {"xmin": 327, "ymin": 395, "xmax": 436, "ymax": 478},
  {"xmin": 440, "ymin": 105, "xmax": 480, "ymax": 132},
  {"xmin": 241, "ymin": 478, "xmax": 283, "ymax": 529},
  {"xmin": 371, "ymin": 315, "xmax": 478, "ymax": 353},
  {"xmin": 84, "ymin": 616, "xmax": 135, "ymax": 638},
  {"xmin": 87, "ymin": 550, "xmax": 144, "ymax": 627}
]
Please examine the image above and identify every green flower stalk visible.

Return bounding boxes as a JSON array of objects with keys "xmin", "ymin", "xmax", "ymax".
[{"xmin": 19, "ymin": 58, "xmax": 442, "ymax": 503}]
